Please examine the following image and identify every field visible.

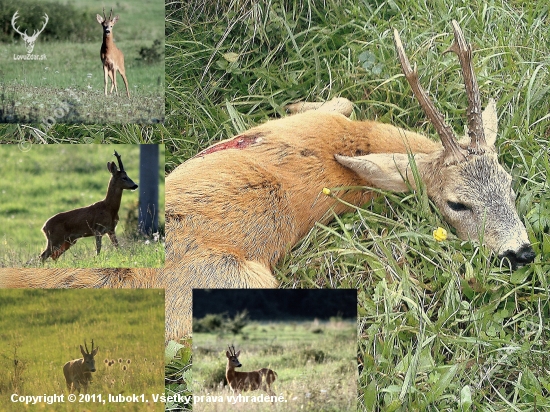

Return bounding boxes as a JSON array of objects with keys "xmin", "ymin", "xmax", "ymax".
[
  {"xmin": 0, "ymin": 0, "xmax": 164, "ymax": 124},
  {"xmin": 166, "ymin": 1, "xmax": 550, "ymax": 411},
  {"xmin": 192, "ymin": 319, "xmax": 357, "ymax": 412},
  {"xmin": 0, "ymin": 288, "xmax": 165, "ymax": 411},
  {"xmin": 0, "ymin": 144, "xmax": 165, "ymax": 268}
]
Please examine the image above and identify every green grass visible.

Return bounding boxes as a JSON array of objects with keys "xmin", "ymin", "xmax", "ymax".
[
  {"xmin": 0, "ymin": 288, "xmax": 165, "ymax": 411},
  {"xmin": 167, "ymin": 1, "xmax": 550, "ymax": 410},
  {"xmin": 0, "ymin": 144, "xmax": 165, "ymax": 268},
  {"xmin": 0, "ymin": 0, "xmax": 164, "ymax": 124},
  {"xmin": 192, "ymin": 320, "xmax": 357, "ymax": 412}
]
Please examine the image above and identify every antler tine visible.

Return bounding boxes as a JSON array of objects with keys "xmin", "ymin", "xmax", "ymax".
[
  {"xmin": 102, "ymin": 7, "xmax": 106, "ymax": 19},
  {"xmin": 113, "ymin": 151, "xmax": 124, "ymax": 171},
  {"xmin": 393, "ymin": 28, "xmax": 466, "ymax": 164},
  {"xmin": 109, "ymin": 8, "xmax": 113, "ymax": 20},
  {"xmin": 445, "ymin": 20, "xmax": 486, "ymax": 152},
  {"xmin": 84, "ymin": 340, "xmax": 89, "ymax": 354},
  {"xmin": 91, "ymin": 339, "xmax": 94, "ymax": 352}
]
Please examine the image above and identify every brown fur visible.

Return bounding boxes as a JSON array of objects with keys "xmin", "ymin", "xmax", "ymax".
[
  {"xmin": 40, "ymin": 157, "xmax": 137, "ymax": 262},
  {"xmin": 226, "ymin": 347, "xmax": 277, "ymax": 396},
  {"xmin": 96, "ymin": 9, "xmax": 129, "ymax": 98},
  {"xmin": 63, "ymin": 341, "xmax": 98, "ymax": 393}
]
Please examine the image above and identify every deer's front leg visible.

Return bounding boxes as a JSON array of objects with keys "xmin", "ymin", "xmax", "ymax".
[
  {"xmin": 95, "ymin": 235, "xmax": 102, "ymax": 255},
  {"xmin": 103, "ymin": 66, "xmax": 109, "ymax": 96}
]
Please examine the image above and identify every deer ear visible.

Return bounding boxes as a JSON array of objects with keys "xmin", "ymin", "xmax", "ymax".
[
  {"xmin": 460, "ymin": 99, "xmax": 498, "ymax": 148},
  {"xmin": 96, "ymin": 14, "xmax": 104, "ymax": 24},
  {"xmin": 112, "ymin": 16, "xmax": 119, "ymax": 24},
  {"xmin": 80, "ymin": 345, "xmax": 86, "ymax": 355},
  {"xmin": 335, "ymin": 153, "xmax": 427, "ymax": 192},
  {"xmin": 482, "ymin": 98, "xmax": 498, "ymax": 147},
  {"xmin": 107, "ymin": 162, "xmax": 117, "ymax": 173},
  {"xmin": 235, "ymin": 351, "xmax": 240, "ymax": 357}
]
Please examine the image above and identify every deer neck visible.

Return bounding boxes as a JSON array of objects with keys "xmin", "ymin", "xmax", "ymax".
[
  {"xmin": 103, "ymin": 33, "xmax": 115, "ymax": 49},
  {"xmin": 104, "ymin": 177, "xmax": 123, "ymax": 213}
]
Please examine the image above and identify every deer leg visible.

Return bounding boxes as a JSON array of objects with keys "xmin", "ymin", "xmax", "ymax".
[
  {"xmin": 103, "ymin": 66, "xmax": 109, "ymax": 96},
  {"xmin": 111, "ymin": 70, "xmax": 118, "ymax": 95},
  {"xmin": 50, "ymin": 240, "xmax": 73, "ymax": 260},
  {"xmin": 119, "ymin": 69, "xmax": 130, "ymax": 98},
  {"xmin": 108, "ymin": 232, "xmax": 119, "ymax": 248},
  {"xmin": 286, "ymin": 97, "xmax": 353, "ymax": 117},
  {"xmin": 95, "ymin": 235, "xmax": 103, "ymax": 255}
]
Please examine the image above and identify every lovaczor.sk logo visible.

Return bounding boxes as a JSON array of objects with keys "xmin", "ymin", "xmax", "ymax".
[{"xmin": 12, "ymin": 10, "xmax": 48, "ymax": 60}]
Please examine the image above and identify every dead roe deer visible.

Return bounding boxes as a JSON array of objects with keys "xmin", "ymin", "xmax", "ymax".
[
  {"xmin": 63, "ymin": 340, "xmax": 98, "ymax": 393},
  {"xmin": 40, "ymin": 151, "xmax": 138, "ymax": 262},
  {"xmin": 1, "ymin": 21, "xmax": 535, "ymax": 342},
  {"xmin": 226, "ymin": 345, "xmax": 277, "ymax": 396}
]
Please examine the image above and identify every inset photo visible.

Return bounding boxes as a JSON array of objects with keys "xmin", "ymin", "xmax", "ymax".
[
  {"xmin": 1, "ymin": 0, "xmax": 164, "ymax": 124},
  {"xmin": 0, "ymin": 288, "xmax": 165, "ymax": 411},
  {"xmin": 191, "ymin": 289, "xmax": 357, "ymax": 412},
  {"xmin": 0, "ymin": 144, "xmax": 165, "ymax": 268}
]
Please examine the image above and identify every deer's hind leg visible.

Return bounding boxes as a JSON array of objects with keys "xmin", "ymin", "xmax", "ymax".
[
  {"xmin": 118, "ymin": 67, "xmax": 130, "ymax": 98},
  {"xmin": 286, "ymin": 97, "xmax": 353, "ymax": 117},
  {"xmin": 107, "ymin": 232, "xmax": 119, "ymax": 248}
]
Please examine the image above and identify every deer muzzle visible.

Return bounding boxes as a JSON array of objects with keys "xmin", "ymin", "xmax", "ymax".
[{"xmin": 499, "ymin": 244, "xmax": 535, "ymax": 270}]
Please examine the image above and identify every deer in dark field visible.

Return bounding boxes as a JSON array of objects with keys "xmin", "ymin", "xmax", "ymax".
[
  {"xmin": 39, "ymin": 151, "xmax": 138, "ymax": 262},
  {"xmin": 63, "ymin": 340, "xmax": 99, "ymax": 393},
  {"xmin": 226, "ymin": 345, "xmax": 277, "ymax": 396},
  {"xmin": 1, "ymin": 22, "xmax": 535, "ymax": 343}
]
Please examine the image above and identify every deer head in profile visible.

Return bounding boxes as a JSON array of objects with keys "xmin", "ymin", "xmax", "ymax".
[
  {"xmin": 11, "ymin": 11, "xmax": 49, "ymax": 54},
  {"xmin": 336, "ymin": 21, "xmax": 535, "ymax": 269}
]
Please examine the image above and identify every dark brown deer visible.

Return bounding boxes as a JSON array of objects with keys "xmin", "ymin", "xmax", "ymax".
[
  {"xmin": 96, "ymin": 8, "xmax": 130, "ymax": 97},
  {"xmin": 63, "ymin": 340, "xmax": 99, "ymax": 393},
  {"xmin": 39, "ymin": 151, "xmax": 138, "ymax": 262},
  {"xmin": 226, "ymin": 345, "xmax": 277, "ymax": 396}
]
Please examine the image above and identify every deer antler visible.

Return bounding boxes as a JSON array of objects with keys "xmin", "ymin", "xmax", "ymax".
[
  {"xmin": 84, "ymin": 340, "xmax": 90, "ymax": 354},
  {"xmin": 109, "ymin": 8, "xmax": 113, "ymax": 20},
  {"xmin": 11, "ymin": 11, "xmax": 27, "ymax": 37},
  {"xmin": 393, "ymin": 28, "xmax": 466, "ymax": 165},
  {"xmin": 113, "ymin": 151, "xmax": 124, "ymax": 171},
  {"xmin": 445, "ymin": 20, "xmax": 486, "ymax": 153},
  {"xmin": 34, "ymin": 13, "xmax": 49, "ymax": 38}
]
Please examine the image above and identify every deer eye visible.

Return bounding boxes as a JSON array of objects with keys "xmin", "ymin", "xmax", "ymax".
[{"xmin": 447, "ymin": 201, "xmax": 470, "ymax": 212}]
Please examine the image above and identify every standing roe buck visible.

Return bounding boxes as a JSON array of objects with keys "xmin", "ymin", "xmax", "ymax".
[
  {"xmin": 0, "ymin": 22, "xmax": 536, "ymax": 343},
  {"xmin": 63, "ymin": 340, "xmax": 99, "ymax": 393},
  {"xmin": 226, "ymin": 345, "xmax": 277, "ymax": 396},
  {"xmin": 96, "ymin": 8, "xmax": 130, "ymax": 98},
  {"xmin": 39, "ymin": 151, "xmax": 138, "ymax": 262},
  {"xmin": 11, "ymin": 11, "xmax": 49, "ymax": 54}
]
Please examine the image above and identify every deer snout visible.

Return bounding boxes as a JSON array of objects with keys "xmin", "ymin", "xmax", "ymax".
[
  {"xmin": 90, "ymin": 367, "xmax": 96, "ymax": 372},
  {"xmin": 499, "ymin": 244, "xmax": 535, "ymax": 270},
  {"xmin": 131, "ymin": 183, "xmax": 138, "ymax": 190}
]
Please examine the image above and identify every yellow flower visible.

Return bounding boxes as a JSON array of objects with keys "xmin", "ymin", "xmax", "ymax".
[
  {"xmin": 322, "ymin": 187, "xmax": 331, "ymax": 195},
  {"xmin": 433, "ymin": 227, "xmax": 447, "ymax": 242}
]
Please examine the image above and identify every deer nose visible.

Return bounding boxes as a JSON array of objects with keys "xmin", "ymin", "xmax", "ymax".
[{"xmin": 499, "ymin": 244, "xmax": 535, "ymax": 270}]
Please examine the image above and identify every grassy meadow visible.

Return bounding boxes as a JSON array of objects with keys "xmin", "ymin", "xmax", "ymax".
[
  {"xmin": 0, "ymin": 0, "xmax": 164, "ymax": 124},
  {"xmin": 0, "ymin": 144, "xmax": 165, "ymax": 268},
  {"xmin": 192, "ymin": 319, "xmax": 357, "ymax": 412},
  {"xmin": 166, "ymin": 1, "xmax": 550, "ymax": 411},
  {"xmin": 0, "ymin": 288, "xmax": 165, "ymax": 411}
]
